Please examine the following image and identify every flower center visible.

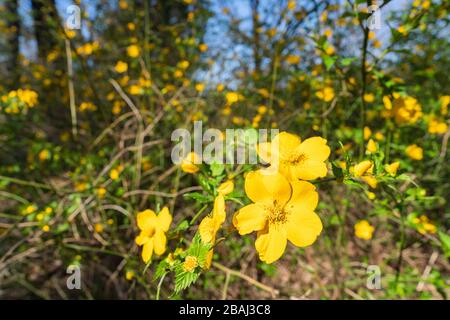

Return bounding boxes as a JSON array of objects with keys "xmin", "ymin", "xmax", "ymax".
[
  {"xmin": 266, "ymin": 200, "xmax": 290, "ymax": 226},
  {"xmin": 284, "ymin": 152, "xmax": 307, "ymax": 166}
]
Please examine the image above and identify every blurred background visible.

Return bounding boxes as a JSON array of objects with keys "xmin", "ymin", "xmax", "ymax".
[{"xmin": 0, "ymin": 0, "xmax": 449, "ymax": 299}]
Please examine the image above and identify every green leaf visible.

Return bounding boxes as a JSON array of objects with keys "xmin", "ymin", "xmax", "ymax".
[
  {"xmin": 438, "ymin": 231, "xmax": 450, "ymax": 258},
  {"xmin": 331, "ymin": 162, "xmax": 344, "ymax": 180},
  {"xmin": 323, "ymin": 56, "xmax": 336, "ymax": 70},
  {"xmin": 174, "ymin": 267, "xmax": 200, "ymax": 293},
  {"xmin": 341, "ymin": 57, "xmax": 356, "ymax": 66},
  {"xmin": 210, "ymin": 162, "xmax": 225, "ymax": 177},
  {"xmin": 173, "ymin": 220, "xmax": 190, "ymax": 233},
  {"xmin": 154, "ymin": 260, "xmax": 169, "ymax": 280},
  {"xmin": 183, "ymin": 192, "xmax": 212, "ymax": 203}
]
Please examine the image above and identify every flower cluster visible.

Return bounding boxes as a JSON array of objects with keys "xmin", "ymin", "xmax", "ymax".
[
  {"xmin": 0, "ymin": 89, "xmax": 38, "ymax": 114},
  {"xmin": 233, "ymin": 132, "xmax": 330, "ymax": 263}
]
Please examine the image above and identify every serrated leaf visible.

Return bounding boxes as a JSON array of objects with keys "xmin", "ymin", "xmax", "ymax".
[
  {"xmin": 154, "ymin": 260, "xmax": 169, "ymax": 280},
  {"xmin": 174, "ymin": 267, "xmax": 200, "ymax": 293}
]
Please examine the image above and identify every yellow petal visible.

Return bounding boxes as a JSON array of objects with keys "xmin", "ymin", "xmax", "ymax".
[
  {"xmin": 353, "ymin": 160, "xmax": 373, "ymax": 177},
  {"xmin": 137, "ymin": 209, "xmax": 156, "ymax": 231},
  {"xmin": 135, "ymin": 232, "xmax": 151, "ymax": 245},
  {"xmin": 286, "ymin": 180, "xmax": 319, "ymax": 213},
  {"xmin": 199, "ymin": 216, "xmax": 216, "ymax": 243},
  {"xmin": 272, "ymin": 132, "xmax": 302, "ymax": 158},
  {"xmin": 255, "ymin": 225, "xmax": 287, "ymax": 263},
  {"xmin": 204, "ymin": 250, "xmax": 214, "ymax": 269},
  {"xmin": 142, "ymin": 240, "xmax": 154, "ymax": 263},
  {"xmin": 217, "ymin": 180, "xmax": 234, "ymax": 196},
  {"xmin": 362, "ymin": 176, "xmax": 378, "ymax": 189},
  {"xmin": 385, "ymin": 161, "xmax": 400, "ymax": 176},
  {"xmin": 153, "ymin": 230, "xmax": 167, "ymax": 256},
  {"xmin": 296, "ymin": 137, "xmax": 331, "ymax": 162},
  {"xmin": 212, "ymin": 194, "xmax": 226, "ymax": 225},
  {"xmin": 256, "ymin": 142, "xmax": 272, "ymax": 164},
  {"xmin": 291, "ymin": 159, "xmax": 328, "ymax": 180},
  {"xmin": 244, "ymin": 170, "xmax": 291, "ymax": 205},
  {"xmin": 233, "ymin": 204, "xmax": 267, "ymax": 235},
  {"xmin": 286, "ymin": 210, "xmax": 322, "ymax": 247},
  {"xmin": 157, "ymin": 207, "xmax": 172, "ymax": 232}
]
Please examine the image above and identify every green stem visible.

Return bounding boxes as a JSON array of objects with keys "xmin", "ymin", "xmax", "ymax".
[
  {"xmin": 189, "ymin": 204, "xmax": 208, "ymax": 226},
  {"xmin": 156, "ymin": 272, "xmax": 167, "ymax": 300}
]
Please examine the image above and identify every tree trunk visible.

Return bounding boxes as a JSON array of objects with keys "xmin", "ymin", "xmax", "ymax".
[
  {"xmin": 31, "ymin": 0, "xmax": 59, "ymax": 61},
  {"xmin": 5, "ymin": 0, "xmax": 21, "ymax": 89}
]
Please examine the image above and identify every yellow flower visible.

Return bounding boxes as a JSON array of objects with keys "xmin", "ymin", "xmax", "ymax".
[
  {"xmin": 79, "ymin": 102, "xmax": 97, "ymax": 112},
  {"xmin": 397, "ymin": 25, "xmax": 408, "ymax": 35},
  {"xmin": 257, "ymin": 132, "xmax": 331, "ymax": 181},
  {"xmin": 385, "ymin": 161, "xmax": 400, "ymax": 176},
  {"xmin": 178, "ymin": 60, "xmax": 190, "ymax": 69},
  {"xmin": 440, "ymin": 95, "xmax": 450, "ymax": 115},
  {"xmin": 127, "ymin": 45, "xmax": 140, "ymax": 58},
  {"xmin": 257, "ymin": 105, "xmax": 267, "ymax": 114},
  {"xmin": 110, "ymin": 168, "xmax": 120, "ymax": 180},
  {"xmin": 354, "ymin": 220, "xmax": 374, "ymax": 240},
  {"xmin": 216, "ymin": 84, "xmax": 224, "ymax": 92},
  {"xmin": 366, "ymin": 139, "xmax": 377, "ymax": 153},
  {"xmin": 199, "ymin": 194, "xmax": 226, "ymax": 268},
  {"xmin": 181, "ymin": 152, "xmax": 200, "ymax": 173},
  {"xmin": 97, "ymin": 187, "xmax": 107, "ymax": 198},
  {"xmin": 233, "ymin": 170, "xmax": 322, "ymax": 263},
  {"xmin": 366, "ymin": 191, "xmax": 376, "ymax": 200},
  {"xmin": 287, "ymin": 0, "xmax": 296, "ymax": 11},
  {"xmin": 225, "ymin": 92, "xmax": 239, "ymax": 105},
  {"xmin": 323, "ymin": 28, "xmax": 333, "ymax": 38},
  {"xmin": 38, "ymin": 149, "xmax": 51, "ymax": 161},
  {"xmin": 114, "ymin": 61, "xmax": 128, "ymax": 73},
  {"xmin": 217, "ymin": 180, "xmax": 234, "ymax": 196},
  {"xmin": 125, "ymin": 271, "xmax": 135, "ymax": 281},
  {"xmin": 364, "ymin": 126, "xmax": 372, "ymax": 140},
  {"xmin": 315, "ymin": 87, "xmax": 335, "ymax": 102},
  {"xmin": 129, "ymin": 85, "xmax": 143, "ymax": 95},
  {"xmin": 363, "ymin": 93, "xmax": 375, "ymax": 103},
  {"xmin": 362, "ymin": 176, "xmax": 378, "ymax": 189},
  {"xmin": 286, "ymin": 55, "xmax": 301, "ymax": 64},
  {"xmin": 406, "ymin": 144, "xmax": 423, "ymax": 160},
  {"xmin": 195, "ymin": 83, "xmax": 205, "ymax": 92},
  {"xmin": 199, "ymin": 43, "xmax": 208, "ymax": 52},
  {"xmin": 414, "ymin": 215, "xmax": 437, "ymax": 235},
  {"xmin": 23, "ymin": 204, "xmax": 37, "ymax": 215},
  {"xmin": 392, "ymin": 96, "xmax": 422, "ymax": 124},
  {"xmin": 119, "ymin": 0, "xmax": 128, "ymax": 9},
  {"xmin": 94, "ymin": 223, "xmax": 104, "ymax": 233},
  {"xmin": 352, "ymin": 160, "xmax": 373, "ymax": 177},
  {"xmin": 135, "ymin": 207, "xmax": 172, "ymax": 263},
  {"xmin": 183, "ymin": 256, "xmax": 199, "ymax": 272},
  {"xmin": 258, "ymin": 88, "xmax": 270, "ymax": 98},
  {"xmin": 325, "ymin": 45, "xmax": 335, "ymax": 55},
  {"xmin": 374, "ymin": 132, "xmax": 384, "ymax": 141},
  {"xmin": 42, "ymin": 225, "xmax": 50, "ymax": 232},
  {"xmin": 428, "ymin": 118, "xmax": 448, "ymax": 134}
]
